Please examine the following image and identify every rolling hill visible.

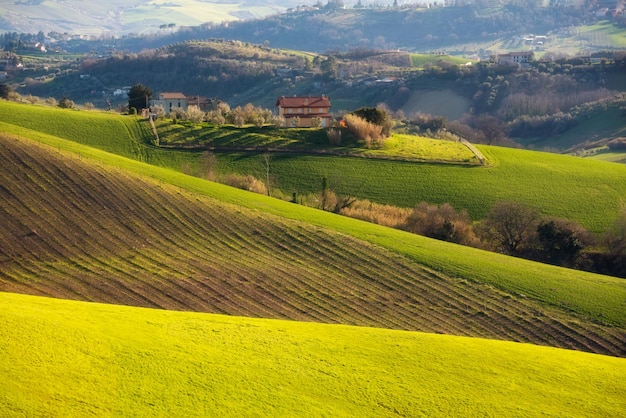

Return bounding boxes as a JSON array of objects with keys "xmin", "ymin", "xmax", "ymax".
[
  {"xmin": 1, "ymin": 99, "xmax": 626, "ymax": 415},
  {"xmin": 0, "ymin": 0, "xmax": 301, "ymax": 36},
  {"xmin": 3, "ymin": 101, "xmax": 626, "ymax": 234},
  {"xmin": 0, "ymin": 125, "xmax": 625, "ymax": 357},
  {"xmin": 2, "ymin": 291, "xmax": 625, "ymax": 417}
]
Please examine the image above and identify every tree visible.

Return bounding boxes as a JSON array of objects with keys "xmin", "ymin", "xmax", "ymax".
[
  {"xmin": 535, "ymin": 218, "xmax": 591, "ymax": 267},
  {"xmin": 0, "ymin": 84, "xmax": 12, "ymax": 100},
  {"xmin": 186, "ymin": 105, "xmax": 204, "ymax": 123},
  {"xmin": 320, "ymin": 55, "xmax": 338, "ymax": 81},
  {"xmin": 58, "ymin": 95, "xmax": 75, "ymax": 109},
  {"xmin": 127, "ymin": 84, "xmax": 152, "ymax": 112},
  {"xmin": 594, "ymin": 209, "xmax": 626, "ymax": 277},
  {"xmin": 477, "ymin": 201, "xmax": 539, "ymax": 255},
  {"xmin": 352, "ymin": 107, "xmax": 392, "ymax": 137}
]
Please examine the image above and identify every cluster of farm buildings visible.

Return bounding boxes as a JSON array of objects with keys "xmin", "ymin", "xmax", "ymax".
[{"xmin": 148, "ymin": 92, "xmax": 332, "ymax": 128}]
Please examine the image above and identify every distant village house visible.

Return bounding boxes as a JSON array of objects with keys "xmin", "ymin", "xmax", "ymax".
[
  {"xmin": 497, "ymin": 51, "xmax": 534, "ymax": 65},
  {"xmin": 276, "ymin": 95, "xmax": 332, "ymax": 128}
]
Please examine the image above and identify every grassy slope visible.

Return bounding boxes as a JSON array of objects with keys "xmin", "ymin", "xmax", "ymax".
[
  {"xmin": 1, "ymin": 129, "xmax": 624, "ymax": 356},
  {"xmin": 2, "ymin": 292, "xmax": 625, "ymax": 417},
  {"xmin": 2, "ymin": 101, "xmax": 626, "ymax": 233},
  {"xmin": 156, "ymin": 121, "xmax": 480, "ymax": 163},
  {"xmin": 516, "ymin": 106, "xmax": 626, "ymax": 152}
]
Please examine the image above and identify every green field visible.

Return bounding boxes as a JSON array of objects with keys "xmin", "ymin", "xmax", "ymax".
[
  {"xmin": 2, "ymin": 100, "xmax": 626, "ymax": 235},
  {"xmin": 577, "ymin": 20, "xmax": 626, "ymax": 48},
  {"xmin": 2, "ymin": 292, "xmax": 625, "ymax": 417},
  {"xmin": 517, "ymin": 105, "xmax": 626, "ymax": 152},
  {"xmin": 2, "ymin": 100, "xmax": 626, "ymax": 416},
  {"xmin": 2, "ymin": 127, "xmax": 625, "ymax": 334},
  {"xmin": 410, "ymin": 53, "xmax": 475, "ymax": 68}
]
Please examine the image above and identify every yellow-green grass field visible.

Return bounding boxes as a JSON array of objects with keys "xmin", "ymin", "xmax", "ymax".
[{"xmin": 1, "ymin": 292, "xmax": 624, "ymax": 417}]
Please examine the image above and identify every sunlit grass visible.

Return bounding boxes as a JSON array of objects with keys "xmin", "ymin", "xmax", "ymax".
[{"xmin": 1, "ymin": 292, "xmax": 624, "ymax": 417}]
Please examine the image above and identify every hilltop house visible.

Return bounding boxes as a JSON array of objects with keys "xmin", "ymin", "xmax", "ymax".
[
  {"xmin": 150, "ymin": 92, "xmax": 189, "ymax": 113},
  {"xmin": 150, "ymin": 92, "xmax": 218, "ymax": 113},
  {"xmin": 276, "ymin": 95, "xmax": 332, "ymax": 128}
]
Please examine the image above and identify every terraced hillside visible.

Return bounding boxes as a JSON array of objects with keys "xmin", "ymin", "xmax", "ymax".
[{"xmin": 1, "ymin": 133, "xmax": 624, "ymax": 357}]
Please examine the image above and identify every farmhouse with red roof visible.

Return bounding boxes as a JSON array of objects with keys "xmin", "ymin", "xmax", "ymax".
[{"xmin": 276, "ymin": 95, "xmax": 332, "ymax": 128}]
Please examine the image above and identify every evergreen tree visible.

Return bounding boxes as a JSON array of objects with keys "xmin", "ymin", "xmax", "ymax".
[{"xmin": 128, "ymin": 84, "xmax": 153, "ymax": 112}]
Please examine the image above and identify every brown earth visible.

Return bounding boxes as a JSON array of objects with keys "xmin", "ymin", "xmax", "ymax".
[{"xmin": 0, "ymin": 133, "xmax": 624, "ymax": 357}]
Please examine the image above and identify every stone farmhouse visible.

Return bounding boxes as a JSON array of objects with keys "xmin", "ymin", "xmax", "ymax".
[
  {"xmin": 150, "ymin": 92, "xmax": 189, "ymax": 113},
  {"xmin": 150, "ymin": 92, "xmax": 217, "ymax": 113},
  {"xmin": 276, "ymin": 95, "xmax": 332, "ymax": 128}
]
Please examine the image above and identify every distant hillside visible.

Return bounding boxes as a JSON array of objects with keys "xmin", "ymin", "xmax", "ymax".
[
  {"xmin": 156, "ymin": 3, "xmax": 595, "ymax": 53},
  {"xmin": 0, "ymin": 0, "xmax": 302, "ymax": 36}
]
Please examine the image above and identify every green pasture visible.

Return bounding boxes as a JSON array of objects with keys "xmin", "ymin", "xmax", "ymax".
[
  {"xmin": 157, "ymin": 121, "xmax": 478, "ymax": 163},
  {"xmin": 578, "ymin": 21, "xmax": 626, "ymax": 48},
  {"xmin": 517, "ymin": 106, "xmax": 626, "ymax": 151},
  {"xmin": 587, "ymin": 150, "xmax": 626, "ymax": 164},
  {"xmin": 213, "ymin": 146, "xmax": 626, "ymax": 233},
  {"xmin": 0, "ymin": 125, "xmax": 624, "ymax": 328},
  {"xmin": 410, "ymin": 54, "xmax": 474, "ymax": 68},
  {"xmin": 1, "ymin": 101, "xmax": 626, "ymax": 235},
  {"xmin": 1, "ymin": 292, "xmax": 624, "ymax": 417}
]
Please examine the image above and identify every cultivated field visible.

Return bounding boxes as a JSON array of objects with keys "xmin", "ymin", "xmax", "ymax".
[
  {"xmin": 2, "ymin": 292, "xmax": 625, "ymax": 417},
  {"xmin": 1, "ymin": 133, "xmax": 624, "ymax": 357}
]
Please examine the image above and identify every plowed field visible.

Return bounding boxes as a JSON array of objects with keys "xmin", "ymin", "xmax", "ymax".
[{"xmin": 1, "ymin": 134, "xmax": 624, "ymax": 357}]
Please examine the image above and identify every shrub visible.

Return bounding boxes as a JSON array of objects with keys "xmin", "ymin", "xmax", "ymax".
[
  {"xmin": 58, "ymin": 96, "xmax": 75, "ymax": 109},
  {"xmin": 352, "ymin": 106, "xmax": 392, "ymax": 136},
  {"xmin": 169, "ymin": 107, "xmax": 186, "ymax": 121},
  {"xmin": 532, "ymin": 218, "xmax": 594, "ymax": 268},
  {"xmin": 206, "ymin": 110, "xmax": 226, "ymax": 125},
  {"xmin": 222, "ymin": 174, "xmax": 267, "ymax": 195},
  {"xmin": 0, "ymin": 84, "xmax": 12, "ymax": 99},
  {"xmin": 402, "ymin": 202, "xmax": 479, "ymax": 246},
  {"xmin": 339, "ymin": 199, "xmax": 411, "ymax": 228},
  {"xmin": 326, "ymin": 128, "xmax": 342, "ymax": 145},
  {"xmin": 343, "ymin": 114, "xmax": 384, "ymax": 147},
  {"xmin": 410, "ymin": 112, "xmax": 447, "ymax": 132},
  {"xmin": 186, "ymin": 105, "xmax": 204, "ymax": 124}
]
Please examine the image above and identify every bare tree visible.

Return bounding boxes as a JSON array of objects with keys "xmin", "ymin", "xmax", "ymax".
[{"xmin": 477, "ymin": 201, "xmax": 539, "ymax": 255}]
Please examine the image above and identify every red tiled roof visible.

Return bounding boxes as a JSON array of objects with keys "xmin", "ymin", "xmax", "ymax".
[{"xmin": 276, "ymin": 96, "xmax": 331, "ymax": 108}]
